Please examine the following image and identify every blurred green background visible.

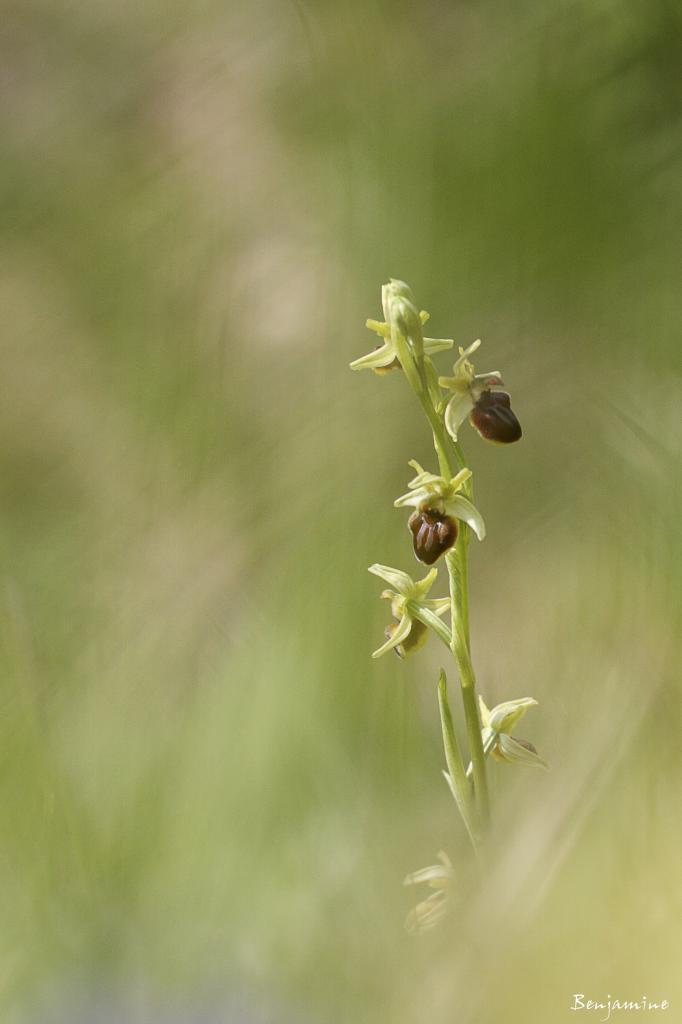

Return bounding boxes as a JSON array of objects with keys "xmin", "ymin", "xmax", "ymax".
[{"xmin": 1, "ymin": 0, "xmax": 681, "ymax": 1021}]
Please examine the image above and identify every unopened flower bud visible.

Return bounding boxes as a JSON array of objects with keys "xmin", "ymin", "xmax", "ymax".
[
  {"xmin": 469, "ymin": 390, "xmax": 522, "ymax": 444},
  {"xmin": 351, "ymin": 290, "xmax": 453, "ymax": 373},
  {"xmin": 408, "ymin": 509, "xmax": 458, "ymax": 565},
  {"xmin": 381, "ymin": 279, "xmax": 420, "ymax": 334}
]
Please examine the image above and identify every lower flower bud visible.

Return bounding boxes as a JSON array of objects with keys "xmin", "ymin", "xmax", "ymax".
[
  {"xmin": 408, "ymin": 509, "xmax": 458, "ymax": 564},
  {"xmin": 470, "ymin": 390, "xmax": 522, "ymax": 444}
]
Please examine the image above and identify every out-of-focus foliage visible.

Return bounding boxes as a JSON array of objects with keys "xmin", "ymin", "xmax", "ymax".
[{"xmin": 0, "ymin": 0, "xmax": 680, "ymax": 1020}]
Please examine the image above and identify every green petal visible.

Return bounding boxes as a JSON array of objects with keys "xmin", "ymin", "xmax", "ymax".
[
  {"xmin": 407, "ymin": 458, "xmax": 426, "ymax": 476},
  {"xmin": 403, "ymin": 862, "xmax": 452, "ymax": 889},
  {"xmin": 449, "ymin": 467, "xmax": 472, "ymax": 492},
  {"xmin": 497, "ymin": 733, "xmax": 549, "ymax": 769},
  {"xmin": 393, "ymin": 487, "xmax": 427, "ymax": 509},
  {"xmin": 368, "ymin": 564, "xmax": 414, "ymax": 594},
  {"xmin": 454, "ymin": 338, "xmax": 481, "ymax": 367},
  {"xmin": 365, "ymin": 317, "xmax": 390, "ymax": 338},
  {"xmin": 423, "ymin": 597, "xmax": 450, "ymax": 617},
  {"xmin": 471, "ymin": 370, "xmax": 504, "ymax": 397},
  {"xmin": 368, "ymin": 565, "xmax": 411, "ymax": 598},
  {"xmin": 371, "ymin": 612, "xmax": 411, "ymax": 659},
  {"xmin": 405, "ymin": 459, "xmax": 443, "ymax": 491},
  {"xmin": 487, "ymin": 697, "xmax": 537, "ymax": 733},
  {"xmin": 445, "ymin": 495, "xmax": 486, "ymax": 541},
  {"xmin": 423, "ymin": 336, "xmax": 454, "ymax": 354},
  {"xmin": 443, "ymin": 392, "xmax": 474, "ymax": 441},
  {"xmin": 413, "ymin": 567, "xmax": 438, "ymax": 599},
  {"xmin": 405, "ymin": 890, "xmax": 450, "ymax": 934},
  {"xmin": 349, "ymin": 340, "xmax": 397, "ymax": 371},
  {"xmin": 408, "ymin": 468, "xmax": 443, "ymax": 490}
]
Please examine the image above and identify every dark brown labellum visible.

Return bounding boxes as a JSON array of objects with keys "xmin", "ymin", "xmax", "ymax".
[
  {"xmin": 408, "ymin": 509, "xmax": 458, "ymax": 565},
  {"xmin": 470, "ymin": 390, "xmax": 522, "ymax": 444}
]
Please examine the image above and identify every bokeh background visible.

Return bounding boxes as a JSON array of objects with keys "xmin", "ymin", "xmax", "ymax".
[{"xmin": 1, "ymin": 1, "xmax": 681, "ymax": 1021}]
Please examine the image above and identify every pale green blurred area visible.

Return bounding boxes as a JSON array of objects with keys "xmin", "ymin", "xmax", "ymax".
[{"xmin": 1, "ymin": 0, "xmax": 681, "ymax": 1020}]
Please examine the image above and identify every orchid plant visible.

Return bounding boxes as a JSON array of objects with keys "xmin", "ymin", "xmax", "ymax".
[{"xmin": 351, "ymin": 281, "xmax": 546, "ymax": 930}]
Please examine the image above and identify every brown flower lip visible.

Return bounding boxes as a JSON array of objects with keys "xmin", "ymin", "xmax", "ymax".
[
  {"xmin": 469, "ymin": 390, "xmax": 522, "ymax": 444},
  {"xmin": 408, "ymin": 509, "xmax": 458, "ymax": 565}
]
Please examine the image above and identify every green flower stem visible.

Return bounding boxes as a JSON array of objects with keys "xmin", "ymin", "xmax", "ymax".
[
  {"xmin": 437, "ymin": 670, "xmax": 478, "ymax": 849},
  {"xmin": 445, "ymin": 539, "xmax": 490, "ymax": 830},
  {"xmin": 411, "ymin": 606, "xmax": 452, "ymax": 649},
  {"xmin": 391, "ymin": 326, "xmax": 464, "ymax": 478},
  {"xmin": 393, "ymin": 322, "xmax": 490, "ymax": 832},
  {"xmin": 456, "ymin": 522, "xmax": 471, "ymax": 644}
]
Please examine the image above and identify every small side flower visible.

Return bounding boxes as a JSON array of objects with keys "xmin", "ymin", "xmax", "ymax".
[
  {"xmin": 478, "ymin": 696, "xmax": 548, "ymax": 769},
  {"xmin": 368, "ymin": 564, "xmax": 450, "ymax": 658},
  {"xmin": 403, "ymin": 851, "xmax": 455, "ymax": 934}
]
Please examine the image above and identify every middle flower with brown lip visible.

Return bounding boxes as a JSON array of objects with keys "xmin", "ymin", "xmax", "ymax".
[{"xmin": 395, "ymin": 461, "xmax": 486, "ymax": 564}]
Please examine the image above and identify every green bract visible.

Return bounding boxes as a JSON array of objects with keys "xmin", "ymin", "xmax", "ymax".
[
  {"xmin": 368, "ymin": 564, "xmax": 450, "ymax": 659},
  {"xmin": 394, "ymin": 460, "xmax": 486, "ymax": 542}
]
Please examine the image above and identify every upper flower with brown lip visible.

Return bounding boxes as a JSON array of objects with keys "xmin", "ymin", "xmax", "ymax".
[{"xmin": 438, "ymin": 339, "xmax": 522, "ymax": 444}]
